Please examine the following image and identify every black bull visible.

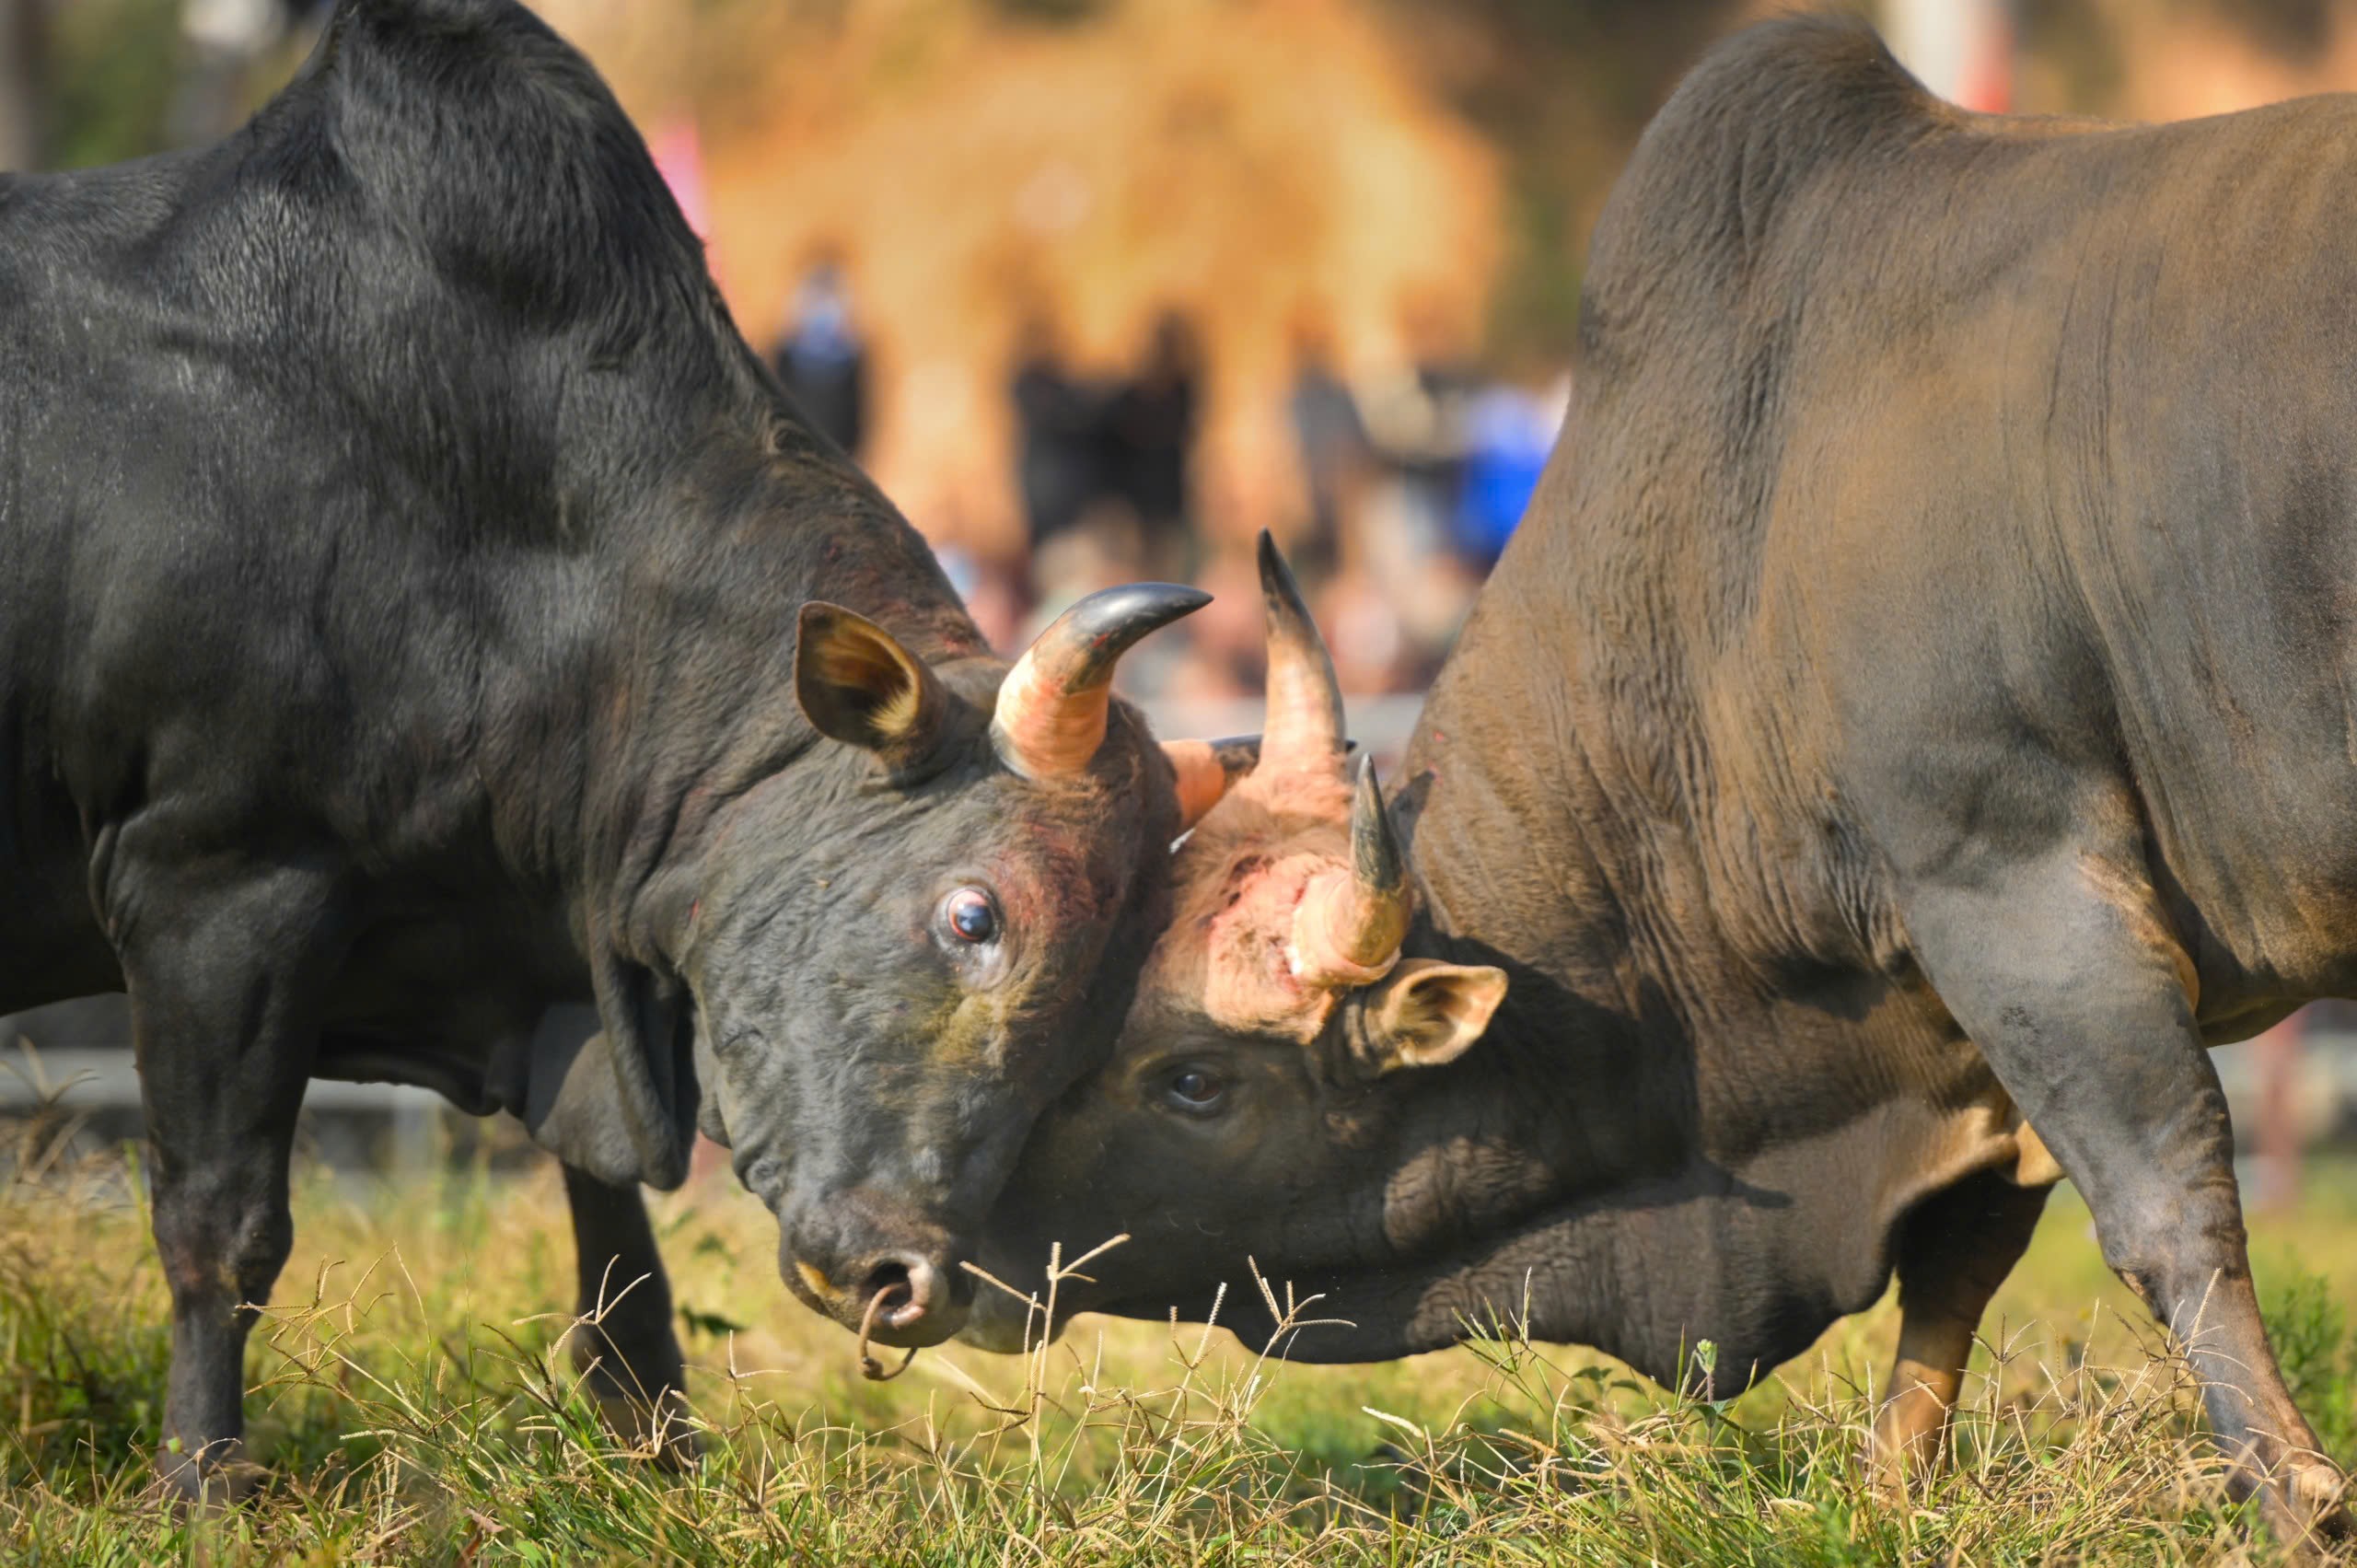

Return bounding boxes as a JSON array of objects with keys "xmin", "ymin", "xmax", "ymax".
[
  {"xmin": 0, "ymin": 0, "xmax": 1235, "ymax": 1499},
  {"xmin": 972, "ymin": 17, "xmax": 2357, "ymax": 1545}
]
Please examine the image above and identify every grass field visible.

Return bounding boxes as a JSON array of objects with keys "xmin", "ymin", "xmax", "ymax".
[{"xmin": 8, "ymin": 1119, "xmax": 2357, "ymax": 1565}]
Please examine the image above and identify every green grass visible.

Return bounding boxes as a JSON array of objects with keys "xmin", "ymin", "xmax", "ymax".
[{"xmin": 7, "ymin": 1120, "xmax": 2357, "ymax": 1564}]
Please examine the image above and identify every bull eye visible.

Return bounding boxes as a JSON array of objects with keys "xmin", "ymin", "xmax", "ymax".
[
  {"xmin": 946, "ymin": 888, "xmax": 998, "ymax": 944},
  {"xmin": 1163, "ymin": 1065, "xmax": 1228, "ymax": 1116}
]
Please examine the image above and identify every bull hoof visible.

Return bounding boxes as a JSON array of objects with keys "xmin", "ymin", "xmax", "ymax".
[
  {"xmin": 1864, "ymin": 1386, "xmax": 1951, "ymax": 1505},
  {"xmin": 569, "ymin": 1319, "xmax": 700, "ymax": 1469},
  {"xmin": 2255, "ymin": 1460, "xmax": 2353, "ymax": 1562},
  {"xmin": 589, "ymin": 1388, "xmax": 703, "ymax": 1469},
  {"xmin": 1863, "ymin": 1445, "xmax": 1918, "ymax": 1507},
  {"xmin": 153, "ymin": 1441, "xmax": 267, "ymax": 1513}
]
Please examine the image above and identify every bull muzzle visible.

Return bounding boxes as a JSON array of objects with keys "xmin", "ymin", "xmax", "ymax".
[{"xmin": 779, "ymin": 1195, "xmax": 976, "ymax": 1348}]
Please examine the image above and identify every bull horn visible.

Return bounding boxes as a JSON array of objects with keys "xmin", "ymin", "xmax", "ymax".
[
  {"xmin": 1290, "ymin": 755, "xmax": 1413, "ymax": 988},
  {"xmin": 1161, "ymin": 735, "xmax": 1261, "ymax": 831},
  {"xmin": 993, "ymin": 583, "xmax": 1211, "ymax": 779},
  {"xmin": 1253, "ymin": 530, "xmax": 1347, "ymax": 783}
]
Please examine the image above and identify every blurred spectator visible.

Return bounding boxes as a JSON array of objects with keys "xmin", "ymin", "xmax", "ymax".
[
  {"xmin": 1453, "ymin": 373, "xmax": 1567, "ymax": 569},
  {"xmin": 771, "ymin": 250, "xmax": 869, "ymax": 459},
  {"xmin": 1012, "ymin": 313, "xmax": 1108, "ymax": 551},
  {"xmin": 175, "ymin": 0, "xmax": 325, "ymax": 150},
  {"xmin": 1286, "ymin": 310, "xmax": 1369, "ymax": 578},
  {"xmin": 1021, "ymin": 506, "xmax": 1158, "ymax": 672},
  {"xmin": 934, "ymin": 543, "xmax": 1028, "ymax": 656},
  {"xmin": 1318, "ymin": 567, "xmax": 1411, "ymax": 694},
  {"xmin": 1110, "ymin": 309, "xmax": 1202, "ymax": 580},
  {"xmin": 996, "ymin": 295, "xmax": 1552, "ymax": 709},
  {"xmin": 1155, "ymin": 544, "xmax": 1264, "ymax": 704},
  {"xmin": 965, "ymin": 563, "xmax": 1029, "ymax": 658},
  {"xmin": 1357, "ymin": 298, "xmax": 1479, "ymax": 567},
  {"xmin": 1004, "ymin": 309, "xmax": 1219, "ymax": 601}
]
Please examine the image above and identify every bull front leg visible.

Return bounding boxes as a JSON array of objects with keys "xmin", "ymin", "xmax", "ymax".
[
  {"xmin": 562, "ymin": 1163, "xmax": 697, "ymax": 1465},
  {"xmin": 122, "ymin": 862, "xmax": 343, "ymax": 1506},
  {"xmin": 1904, "ymin": 842, "xmax": 2348, "ymax": 1553},
  {"xmin": 1869, "ymin": 1168, "xmax": 2049, "ymax": 1495}
]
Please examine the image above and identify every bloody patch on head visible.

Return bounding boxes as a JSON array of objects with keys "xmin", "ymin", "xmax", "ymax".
[{"xmin": 1137, "ymin": 768, "xmax": 1364, "ymax": 1046}]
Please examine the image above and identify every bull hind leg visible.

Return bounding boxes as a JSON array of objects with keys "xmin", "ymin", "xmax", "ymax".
[
  {"xmin": 123, "ymin": 864, "xmax": 343, "ymax": 1506},
  {"xmin": 562, "ymin": 1164, "xmax": 698, "ymax": 1466},
  {"xmin": 1869, "ymin": 1170, "xmax": 2050, "ymax": 1496},
  {"xmin": 1904, "ymin": 846, "xmax": 2348, "ymax": 1551}
]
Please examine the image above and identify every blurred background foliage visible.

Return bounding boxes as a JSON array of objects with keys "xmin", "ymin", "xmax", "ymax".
[
  {"xmin": 43, "ymin": 0, "xmax": 178, "ymax": 170},
  {"xmin": 16, "ymin": 0, "xmax": 2357, "ymax": 359},
  {"xmin": 13, "ymin": 0, "xmax": 2357, "ymax": 668}
]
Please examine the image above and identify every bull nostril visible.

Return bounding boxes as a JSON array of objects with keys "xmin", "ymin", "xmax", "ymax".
[
  {"xmin": 853, "ymin": 1255, "xmax": 937, "ymax": 1382},
  {"xmin": 860, "ymin": 1258, "xmax": 917, "ymax": 1311}
]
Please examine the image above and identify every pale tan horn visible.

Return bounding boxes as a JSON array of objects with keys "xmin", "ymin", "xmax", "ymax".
[
  {"xmin": 1251, "ymin": 530, "xmax": 1346, "ymax": 784},
  {"xmin": 993, "ymin": 584, "xmax": 1210, "ymax": 779},
  {"xmin": 1289, "ymin": 756, "xmax": 1414, "ymax": 989},
  {"xmin": 1161, "ymin": 736, "xmax": 1261, "ymax": 832}
]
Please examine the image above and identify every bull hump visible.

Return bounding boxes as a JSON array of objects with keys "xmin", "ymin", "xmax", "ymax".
[{"xmin": 1584, "ymin": 17, "xmax": 1943, "ymax": 346}]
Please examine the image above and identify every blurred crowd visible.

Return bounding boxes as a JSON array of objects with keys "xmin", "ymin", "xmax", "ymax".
[
  {"xmin": 16, "ymin": 0, "xmax": 1568, "ymax": 711},
  {"xmin": 41, "ymin": 1, "xmax": 1571, "ymax": 710},
  {"xmin": 768, "ymin": 258, "xmax": 1569, "ymax": 707}
]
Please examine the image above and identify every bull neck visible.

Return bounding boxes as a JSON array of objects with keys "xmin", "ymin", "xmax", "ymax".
[
  {"xmin": 1383, "ymin": 611, "xmax": 1726, "ymax": 1212},
  {"xmin": 484, "ymin": 399, "xmax": 988, "ymax": 945},
  {"xmin": 1362, "ymin": 736, "xmax": 1812, "ymax": 1380}
]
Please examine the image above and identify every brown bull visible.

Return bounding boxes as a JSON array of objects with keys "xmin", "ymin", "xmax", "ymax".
[{"xmin": 972, "ymin": 18, "xmax": 2357, "ymax": 1547}]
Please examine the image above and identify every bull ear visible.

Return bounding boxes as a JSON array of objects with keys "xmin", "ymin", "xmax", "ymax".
[
  {"xmin": 1352, "ymin": 958, "xmax": 1507, "ymax": 1074},
  {"xmin": 795, "ymin": 603, "xmax": 947, "ymax": 764}
]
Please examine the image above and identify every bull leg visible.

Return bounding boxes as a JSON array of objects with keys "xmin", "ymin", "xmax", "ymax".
[
  {"xmin": 123, "ymin": 866, "xmax": 341, "ymax": 1505},
  {"xmin": 1869, "ymin": 1170, "xmax": 2049, "ymax": 1496},
  {"xmin": 1905, "ymin": 851, "xmax": 2347, "ymax": 1551},
  {"xmin": 562, "ymin": 1164, "xmax": 697, "ymax": 1465}
]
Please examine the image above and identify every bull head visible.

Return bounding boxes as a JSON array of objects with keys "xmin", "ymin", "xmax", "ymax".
[
  {"xmin": 961, "ymin": 533, "xmax": 1508, "ymax": 1353},
  {"xmin": 1212, "ymin": 532, "xmax": 1499, "ymax": 1072},
  {"xmin": 526, "ymin": 577, "xmax": 1260, "ymax": 1353}
]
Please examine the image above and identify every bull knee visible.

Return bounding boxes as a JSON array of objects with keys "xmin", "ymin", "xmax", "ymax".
[
  {"xmin": 2086, "ymin": 1171, "xmax": 2247, "ymax": 1306},
  {"xmin": 154, "ymin": 1185, "xmax": 293, "ymax": 1311}
]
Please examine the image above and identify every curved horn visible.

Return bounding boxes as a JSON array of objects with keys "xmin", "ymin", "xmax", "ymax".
[
  {"xmin": 1253, "ymin": 530, "xmax": 1346, "ymax": 783},
  {"xmin": 993, "ymin": 583, "xmax": 1211, "ymax": 779},
  {"xmin": 1289, "ymin": 755, "xmax": 1413, "ymax": 989},
  {"xmin": 1161, "ymin": 735, "xmax": 1261, "ymax": 832}
]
